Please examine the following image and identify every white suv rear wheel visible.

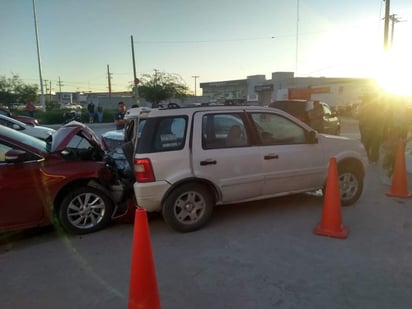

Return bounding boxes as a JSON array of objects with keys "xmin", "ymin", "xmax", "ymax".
[{"xmin": 162, "ymin": 184, "xmax": 214, "ymax": 232}]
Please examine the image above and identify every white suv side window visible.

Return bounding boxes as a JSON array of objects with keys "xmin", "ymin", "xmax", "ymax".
[
  {"xmin": 202, "ymin": 113, "xmax": 248, "ymax": 149},
  {"xmin": 153, "ymin": 116, "xmax": 187, "ymax": 151},
  {"xmin": 251, "ymin": 112, "xmax": 306, "ymax": 145}
]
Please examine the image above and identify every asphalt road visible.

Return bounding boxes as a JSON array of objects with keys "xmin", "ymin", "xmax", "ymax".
[{"xmin": 2, "ymin": 117, "xmax": 412, "ymax": 309}]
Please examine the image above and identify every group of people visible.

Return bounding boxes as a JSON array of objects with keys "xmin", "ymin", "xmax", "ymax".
[
  {"xmin": 87, "ymin": 102, "xmax": 104, "ymax": 123},
  {"xmin": 86, "ymin": 101, "xmax": 129, "ymax": 128},
  {"xmin": 23, "ymin": 100, "xmax": 131, "ymax": 130},
  {"xmin": 358, "ymin": 95, "xmax": 411, "ymax": 178},
  {"xmin": 84, "ymin": 101, "xmax": 131, "ymax": 129}
]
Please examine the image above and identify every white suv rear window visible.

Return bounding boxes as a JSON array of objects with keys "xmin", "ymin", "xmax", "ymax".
[{"xmin": 152, "ymin": 116, "xmax": 187, "ymax": 152}]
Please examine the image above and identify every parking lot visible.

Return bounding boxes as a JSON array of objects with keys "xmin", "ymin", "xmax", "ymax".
[{"xmin": 1, "ymin": 118, "xmax": 412, "ymax": 309}]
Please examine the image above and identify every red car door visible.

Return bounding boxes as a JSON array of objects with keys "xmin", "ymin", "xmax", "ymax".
[{"xmin": 0, "ymin": 155, "xmax": 48, "ymax": 232}]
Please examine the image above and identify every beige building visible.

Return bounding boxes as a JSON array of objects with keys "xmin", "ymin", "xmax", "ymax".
[{"xmin": 200, "ymin": 71, "xmax": 378, "ymax": 109}]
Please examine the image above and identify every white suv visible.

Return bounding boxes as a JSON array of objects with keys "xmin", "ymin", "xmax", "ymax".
[{"xmin": 124, "ymin": 105, "xmax": 368, "ymax": 232}]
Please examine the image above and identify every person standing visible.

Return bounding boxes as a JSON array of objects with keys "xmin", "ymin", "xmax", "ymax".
[
  {"xmin": 358, "ymin": 98, "xmax": 385, "ymax": 163},
  {"xmin": 97, "ymin": 104, "xmax": 103, "ymax": 123},
  {"xmin": 114, "ymin": 101, "xmax": 127, "ymax": 130},
  {"xmin": 308, "ymin": 101, "xmax": 324, "ymax": 132},
  {"xmin": 87, "ymin": 101, "xmax": 95, "ymax": 123},
  {"xmin": 26, "ymin": 102, "xmax": 35, "ymax": 118},
  {"xmin": 380, "ymin": 99, "xmax": 410, "ymax": 177}
]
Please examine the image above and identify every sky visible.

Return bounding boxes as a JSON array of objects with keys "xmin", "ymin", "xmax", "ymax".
[{"xmin": 1, "ymin": 0, "xmax": 412, "ymax": 95}]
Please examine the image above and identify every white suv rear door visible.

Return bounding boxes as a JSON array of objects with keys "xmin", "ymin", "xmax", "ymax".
[{"xmin": 192, "ymin": 111, "xmax": 264, "ymax": 204}]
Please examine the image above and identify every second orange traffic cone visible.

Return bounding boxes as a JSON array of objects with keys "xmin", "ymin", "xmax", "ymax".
[
  {"xmin": 128, "ymin": 208, "xmax": 161, "ymax": 309},
  {"xmin": 386, "ymin": 140, "xmax": 412, "ymax": 198},
  {"xmin": 314, "ymin": 157, "xmax": 348, "ymax": 239}
]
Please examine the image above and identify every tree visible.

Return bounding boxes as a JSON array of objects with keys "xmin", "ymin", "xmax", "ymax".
[
  {"xmin": 138, "ymin": 71, "xmax": 189, "ymax": 107},
  {"xmin": 0, "ymin": 74, "xmax": 38, "ymax": 108}
]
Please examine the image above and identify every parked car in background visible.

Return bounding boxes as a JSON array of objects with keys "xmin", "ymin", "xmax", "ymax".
[
  {"xmin": 123, "ymin": 105, "xmax": 367, "ymax": 233},
  {"xmin": 63, "ymin": 109, "xmax": 82, "ymax": 124},
  {"xmin": 268, "ymin": 100, "xmax": 341, "ymax": 135},
  {"xmin": 0, "ymin": 122, "xmax": 134, "ymax": 234},
  {"xmin": 0, "ymin": 114, "xmax": 55, "ymax": 141},
  {"xmin": 0, "ymin": 108, "xmax": 39, "ymax": 126}
]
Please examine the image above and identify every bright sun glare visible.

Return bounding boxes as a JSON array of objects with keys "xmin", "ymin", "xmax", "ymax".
[
  {"xmin": 375, "ymin": 47, "xmax": 412, "ymax": 97},
  {"xmin": 311, "ymin": 21, "xmax": 412, "ymax": 99}
]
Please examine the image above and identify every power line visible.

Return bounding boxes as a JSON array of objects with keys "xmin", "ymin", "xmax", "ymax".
[
  {"xmin": 133, "ymin": 19, "xmax": 388, "ymax": 47},
  {"xmin": 134, "ymin": 36, "xmax": 276, "ymax": 44}
]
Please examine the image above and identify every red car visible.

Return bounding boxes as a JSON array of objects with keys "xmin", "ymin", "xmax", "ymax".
[
  {"xmin": 0, "ymin": 122, "xmax": 133, "ymax": 234},
  {"xmin": 0, "ymin": 108, "xmax": 39, "ymax": 126}
]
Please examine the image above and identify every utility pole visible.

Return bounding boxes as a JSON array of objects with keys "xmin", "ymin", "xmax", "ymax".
[
  {"xmin": 131, "ymin": 35, "xmax": 137, "ymax": 85},
  {"xmin": 49, "ymin": 80, "xmax": 52, "ymax": 105},
  {"xmin": 107, "ymin": 64, "xmax": 112, "ymax": 104},
  {"xmin": 131, "ymin": 35, "xmax": 139, "ymax": 105},
  {"xmin": 383, "ymin": 0, "xmax": 391, "ymax": 51},
  {"xmin": 192, "ymin": 75, "xmax": 199, "ymax": 96},
  {"xmin": 43, "ymin": 79, "xmax": 48, "ymax": 103},
  {"xmin": 389, "ymin": 14, "xmax": 404, "ymax": 48},
  {"xmin": 32, "ymin": 0, "xmax": 45, "ymax": 111},
  {"xmin": 56, "ymin": 76, "xmax": 64, "ymax": 105},
  {"xmin": 295, "ymin": 0, "xmax": 300, "ymax": 74},
  {"xmin": 57, "ymin": 76, "xmax": 64, "ymax": 92}
]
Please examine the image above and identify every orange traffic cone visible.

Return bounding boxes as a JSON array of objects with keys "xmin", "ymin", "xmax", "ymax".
[
  {"xmin": 386, "ymin": 140, "xmax": 412, "ymax": 198},
  {"xmin": 314, "ymin": 157, "xmax": 348, "ymax": 239},
  {"xmin": 128, "ymin": 208, "xmax": 161, "ymax": 309}
]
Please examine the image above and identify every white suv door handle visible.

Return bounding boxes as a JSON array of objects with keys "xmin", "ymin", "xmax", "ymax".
[
  {"xmin": 264, "ymin": 154, "xmax": 279, "ymax": 160},
  {"xmin": 200, "ymin": 159, "xmax": 217, "ymax": 166}
]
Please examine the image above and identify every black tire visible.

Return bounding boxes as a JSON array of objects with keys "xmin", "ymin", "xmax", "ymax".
[
  {"xmin": 58, "ymin": 187, "xmax": 114, "ymax": 234},
  {"xmin": 162, "ymin": 184, "xmax": 214, "ymax": 233},
  {"xmin": 338, "ymin": 164, "xmax": 363, "ymax": 206}
]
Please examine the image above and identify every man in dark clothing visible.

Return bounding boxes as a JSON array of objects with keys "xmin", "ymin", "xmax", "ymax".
[
  {"xmin": 97, "ymin": 104, "xmax": 103, "ymax": 123},
  {"xmin": 87, "ymin": 102, "xmax": 95, "ymax": 123},
  {"xmin": 358, "ymin": 100, "xmax": 385, "ymax": 163},
  {"xmin": 114, "ymin": 101, "xmax": 127, "ymax": 130}
]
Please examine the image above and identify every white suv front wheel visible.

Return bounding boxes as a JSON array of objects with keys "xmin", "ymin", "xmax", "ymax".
[
  {"xmin": 162, "ymin": 184, "xmax": 214, "ymax": 233},
  {"xmin": 338, "ymin": 164, "xmax": 363, "ymax": 206}
]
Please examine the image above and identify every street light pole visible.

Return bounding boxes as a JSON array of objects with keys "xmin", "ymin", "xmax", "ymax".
[
  {"xmin": 32, "ymin": 0, "xmax": 45, "ymax": 111},
  {"xmin": 192, "ymin": 75, "xmax": 199, "ymax": 96}
]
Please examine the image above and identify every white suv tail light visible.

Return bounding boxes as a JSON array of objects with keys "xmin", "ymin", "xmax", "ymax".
[{"xmin": 134, "ymin": 158, "xmax": 155, "ymax": 182}]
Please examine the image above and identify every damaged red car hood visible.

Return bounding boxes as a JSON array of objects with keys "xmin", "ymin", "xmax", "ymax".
[{"xmin": 51, "ymin": 121, "xmax": 102, "ymax": 152}]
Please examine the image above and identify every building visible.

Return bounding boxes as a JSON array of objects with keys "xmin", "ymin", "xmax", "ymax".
[
  {"xmin": 55, "ymin": 91, "xmax": 212, "ymax": 109},
  {"xmin": 200, "ymin": 71, "xmax": 378, "ymax": 109}
]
